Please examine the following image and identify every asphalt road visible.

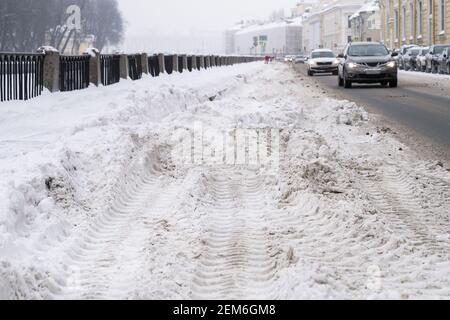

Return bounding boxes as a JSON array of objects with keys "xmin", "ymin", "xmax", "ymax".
[{"xmin": 293, "ymin": 64, "xmax": 450, "ymax": 160}]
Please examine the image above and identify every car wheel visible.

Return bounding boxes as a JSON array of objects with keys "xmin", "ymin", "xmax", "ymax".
[
  {"xmin": 307, "ymin": 69, "xmax": 313, "ymax": 76},
  {"xmin": 389, "ymin": 79, "xmax": 398, "ymax": 88},
  {"xmin": 381, "ymin": 81, "xmax": 388, "ymax": 87},
  {"xmin": 333, "ymin": 71, "xmax": 338, "ymax": 76},
  {"xmin": 343, "ymin": 71, "xmax": 352, "ymax": 88},
  {"xmin": 338, "ymin": 74, "xmax": 344, "ymax": 87}
]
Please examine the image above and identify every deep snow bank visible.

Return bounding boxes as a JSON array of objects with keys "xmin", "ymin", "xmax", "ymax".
[{"xmin": 0, "ymin": 63, "xmax": 263, "ymax": 298}]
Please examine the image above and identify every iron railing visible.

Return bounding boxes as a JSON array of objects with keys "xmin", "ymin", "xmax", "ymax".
[
  {"xmin": 100, "ymin": 54, "xmax": 121, "ymax": 86},
  {"xmin": 0, "ymin": 53, "xmax": 44, "ymax": 102},
  {"xmin": 59, "ymin": 55, "xmax": 90, "ymax": 92},
  {"xmin": 178, "ymin": 56, "xmax": 184, "ymax": 73},
  {"xmin": 164, "ymin": 55, "xmax": 174, "ymax": 74},
  {"xmin": 187, "ymin": 56, "xmax": 194, "ymax": 72},
  {"xmin": 1, "ymin": 52, "xmax": 263, "ymax": 102},
  {"xmin": 148, "ymin": 55, "xmax": 161, "ymax": 77},
  {"xmin": 127, "ymin": 54, "xmax": 143, "ymax": 80}
]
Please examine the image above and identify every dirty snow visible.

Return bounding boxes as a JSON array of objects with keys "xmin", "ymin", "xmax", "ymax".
[{"xmin": 0, "ymin": 62, "xmax": 449, "ymax": 300}]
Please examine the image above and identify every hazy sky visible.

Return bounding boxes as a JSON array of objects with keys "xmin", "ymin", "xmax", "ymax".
[{"xmin": 117, "ymin": 0, "xmax": 298, "ymax": 37}]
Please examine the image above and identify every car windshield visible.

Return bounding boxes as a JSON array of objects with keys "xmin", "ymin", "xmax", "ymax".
[
  {"xmin": 421, "ymin": 49, "xmax": 429, "ymax": 55},
  {"xmin": 434, "ymin": 46, "xmax": 450, "ymax": 54},
  {"xmin": 311, "ymin": 51, "xmax": 335, "ymax": 58},
  {"xmin": 348, "ymin": 45, "xmax": 389, "ymax": 57},
  {"xmin": 410, "ymin": 49, "xmax": 420, "ymax": 56},
  {"xmin": 402, "ymin": 46, "xmax": 416, "ymax": 54}
]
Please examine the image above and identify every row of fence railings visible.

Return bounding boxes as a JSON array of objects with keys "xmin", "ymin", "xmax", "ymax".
[
  {"xmin": 100, "ymin": 55, "xmax": 121, "ymax": 86},
  {"xmin": 1, "ymin": 51, "xmax": 263, "ymax": 102},
  {"xmin": 0, "ymin": 53, "xmax": 45, "ymax": 102},
  {"xmin": 59, "ymin": 55, "xmax": 90, "ymax": 92}
]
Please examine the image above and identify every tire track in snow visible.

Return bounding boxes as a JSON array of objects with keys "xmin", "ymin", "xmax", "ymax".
[
  {"xmin": 51, "ymin": 146, "xmax": 187, "ymax": 299},
  {"xmin": 191, "ymin": 169, "xmax": 278, "ymax": 300},
  {"xmin": 359, "ymin": 166, "xmax": 450, "ymax": 297},
  {"xmin": 363, "ymin": 166, "xmax": 450, "ymax": 256}
]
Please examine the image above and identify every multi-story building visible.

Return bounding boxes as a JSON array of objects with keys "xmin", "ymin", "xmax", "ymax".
[
  {"xmin": 350, "ymin": 0, "xmax": 382, "ymax": 42},
  {"xmin": 233, "ymin": 18, "xmax": 303, "ymax": 55},
  {"xmin": 380, "ymin": 0, "xmax": 450, "ymax": 49},
  {"xmin": 302, "ymin": 0, "xmax": 365, "ymax": 53},
  {"xmin": 291, "ymin": 0, "xmax": 321, "ymax": 17}
]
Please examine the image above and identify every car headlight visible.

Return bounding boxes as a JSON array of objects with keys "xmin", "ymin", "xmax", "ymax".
[
  {"xmin": 347, "ymin": 62, "xmax": 357, "ymax": 68},
  {"xmin": 332, "ymin": 59, "xmax": 339, "ymax": 65},
  {"xmin": 386, "ymin": 61, "xmax": 396, "ymax": 68},
  {"xmin": 309, "ymin": 60, "xmax": 316, "ymax": 66}
]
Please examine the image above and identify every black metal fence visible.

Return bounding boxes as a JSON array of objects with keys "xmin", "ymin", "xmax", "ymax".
[
  {"xmin": 59, "ymin": 55, "xmax": 90, "ymax": 92},
  {"xmin": 164, "ymin": 55, "xmax": 174, "ymax": 74},
  {"xmin": 178, "ymin": 56, "xmax": 184, "ymax": 73},
  {"xmin": 187, "ymin": 56, "xmax": 194, "ymax": 72},
  {"xmin": 0, "ymin": 53, "xmax": 44, "ymax": 102},
  {"xmin": 148, "ymin": 55, "xmax": 160, "ymax": 77},
  {"xmin": 127, "ymin": 54, "xmax": 143, "ymax": 80},
  {"xmin": 1, "ymin": 51, "xmax": 262, "ymax": 102},
  {"xmin": 100, "ymin": 54, "xmax": 121, "ymax": 86}
]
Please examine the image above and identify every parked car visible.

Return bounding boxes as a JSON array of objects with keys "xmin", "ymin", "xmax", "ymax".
[
  {"xmin": 294, "ymin": 55, "xmax": 308, "ymax": 64},
  {"xmin": 426, "ymin": 45, "xmax": 450, "ymax": 73},
  {"xmin": 337, "ymin": 42, "xmax": 398, "ymax": 88},
  {"xmin": 403, "ymin": 47, "xmax": 421, "ymax": 71},
  {"xmin": 416, "ymin": 47, "xmax": 429, "ymax": 72},
  {"xmin": 437, "ymin": 47, "xmax": 450, "ymax": 74},
  {"xmin": 398, "ymin": 45, "xmax": 418, "ymax": 70},
  {"xmin": 306, "ymin": 49, "xmax": 339, "ymax": 76},
  {"xmin": 284, "ymin": 55, "xmax": 295, "ymax": 62}
]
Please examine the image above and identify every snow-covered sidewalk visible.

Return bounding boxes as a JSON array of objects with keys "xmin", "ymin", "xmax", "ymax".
[{"xmin": 0, "ymin": 62, "xmax": 449, "ymax": 299}]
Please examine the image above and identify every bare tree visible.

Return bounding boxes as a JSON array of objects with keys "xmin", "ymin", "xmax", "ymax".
[{"xmin": 0, "ymin": 0, "xmax": 124, "ymax": 53}]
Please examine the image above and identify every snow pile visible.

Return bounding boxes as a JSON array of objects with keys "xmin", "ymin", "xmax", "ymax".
[
  {"xmin": 0, "ymin": 63, "xmax": 263, "ymax": 298},
  {"xmin": 0, "ymin": 61, "xmax": 449, "ymax": 300}
]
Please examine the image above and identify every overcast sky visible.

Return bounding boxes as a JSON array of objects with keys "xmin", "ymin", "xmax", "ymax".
[{"xmin": 117, "ymin": 0, "xmax": 298, "ymax": 37}]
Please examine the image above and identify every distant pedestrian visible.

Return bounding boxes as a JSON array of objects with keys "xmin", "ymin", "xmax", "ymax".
[{"xmin": 264, "ymin": 55, "xmax": 270, "ymax": 64}]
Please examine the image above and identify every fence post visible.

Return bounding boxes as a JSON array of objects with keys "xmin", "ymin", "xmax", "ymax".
[
  {"xmin": 42, "ymin": 50, "xmax": 60, "ymax": 92},
  {"xmin": 86, "ymin": 48, "xmax": 100, "ymax": 87},
  {"xmin": 182, "ymin": 55, "xmax": 188, "ymax": 71},
  {"xmin": 158, "ymin": 53, "xmax": 165, "ymax": 74},
  {"xmin": 141, "ymin": 53, "xmax": 149, "ymax": 74},
  {"xmin": 192, "ymin": 55, "xmax": 197, "ymax": 70},
  {"xmin": 172, "ymin": 54, "xmax": 178, "ymax": 73},
  {"xmin": 199, "ymin": 56, "xmax": 205, "ymax": 69},
  {"xmin": 120, "ymin": 54, "xmax": 129, "ymax": 79}
]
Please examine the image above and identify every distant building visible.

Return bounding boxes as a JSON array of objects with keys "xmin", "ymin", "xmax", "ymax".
[
  {"xmin": 302, "ymin": 0, "xmax": 366, "ymax": 53},
  {"xmin": 233, "ymin": 18, "xmax": 303, "ymax": 55},
  {"xmin": 225, "ymin": 24, "xmax": 243, "ymax": 54},
  {"xmin": 291, "ymin": 0, "xmax": 321, "ymax": 17},
  {"xmin": 380, "ymin": 0, "xmax": 450, "ymax": 49},
  {"xmin": 303, "ymin": 11, "xmax": 322, "ymax": 53},
  {"xmin": 350, "ymin": 0, "xmax": 382, "ymax": 43}
]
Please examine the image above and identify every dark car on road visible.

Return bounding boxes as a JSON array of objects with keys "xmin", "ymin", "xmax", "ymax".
[
  {"xmin": 426, "ymin": 44, "xmax": 450, "ymax": 73},
  {"xmin": 403, "ymin": 47, "xmax": 421, "ymax": 71},
  {"xmin": 437, "ymin": 47, "xmax": 450, "ymax": 74},
  {"xmin": 337, "ymin": 42, "xmax": 398, "ymax": 88}
]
